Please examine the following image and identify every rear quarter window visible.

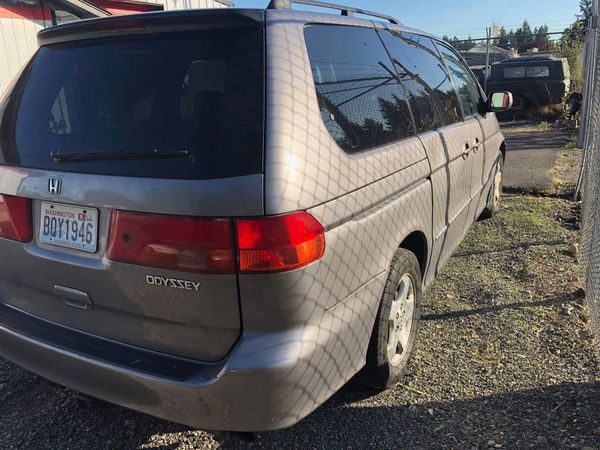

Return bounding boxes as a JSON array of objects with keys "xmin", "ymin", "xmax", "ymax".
[
  {"xmin": 0, "ymin": 29, "xmax": 264, "ymax": 180},
  {"xmin": 304, "ymin": 24, "xmax": 415, "ymax": 154}
]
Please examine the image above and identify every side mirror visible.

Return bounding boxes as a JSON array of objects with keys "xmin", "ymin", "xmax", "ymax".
[{"xmin": 488, "ymin": 92, "xmax": 513, "ymax": 112}]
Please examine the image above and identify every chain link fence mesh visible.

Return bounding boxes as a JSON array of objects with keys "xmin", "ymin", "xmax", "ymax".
[
  {"xmin": 449, "ymin": 31, "xmax": 586, "ymax": 122},
  {"xmin": 580, "ymin": 3, "xmax": 600, "ymax": 355}
]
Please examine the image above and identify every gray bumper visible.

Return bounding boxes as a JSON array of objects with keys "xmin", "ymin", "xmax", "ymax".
[
  {"xmin": 0, "ymin": 273, "xmax": 385, "ymax": 431},
  {"xmin": 0, "ymin": 321, "xmax": 324, "ymax": 432}
]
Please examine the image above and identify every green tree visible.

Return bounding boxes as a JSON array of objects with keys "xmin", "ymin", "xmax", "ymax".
[
  {"xmin": 555, "ymin": 20, "xmax": 586, "ymax": 93},
  {"xmin": 514, "ymin": 20, "xmax": 534, "ymax": 52},
  {"xmin": 507, "ymin": 29, "xmax": 517, "ymax": 50},
  {"xmin": 533, "ymin": 25, "xmax": 551, "ymax": 51},
  {"xmin": 578, "ymin": 0, "xmax": 593, "ymax": 29},
  {"xmin": 497, "ymin": 27, "xmax": 510, "ymax": 50}
]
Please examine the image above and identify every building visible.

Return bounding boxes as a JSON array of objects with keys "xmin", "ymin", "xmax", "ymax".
[
  {"xmin": 462, "ymin": 43, "xmax": 514, "ymax": 67},
  {"xmin": 0, "ymin": 0, "xmax": 232, "ymax": 94}
]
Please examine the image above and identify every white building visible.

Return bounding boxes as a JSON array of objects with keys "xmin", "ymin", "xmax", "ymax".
[{"xmin": 0, "ymin": 0, "xmax": 231, "ymax": 94}]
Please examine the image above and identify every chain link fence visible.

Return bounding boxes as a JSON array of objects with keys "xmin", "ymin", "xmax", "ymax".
[
  {"xmin": 449, "ymin": 30, "xmax": 585, "ymax": 122},
  {"xmin": 448, "ymin": 14, "xmax": 600, "ymax": 352},
  {"xmin": 580, "ymin": 0, "xmax": 600, "ymax": 354}
]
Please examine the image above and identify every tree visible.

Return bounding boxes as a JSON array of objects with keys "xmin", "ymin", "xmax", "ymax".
[
  {"xmin": 561, "ymin": 19, "xmax": 586, "ymax": 46},
  {"xmin": 514, "ymin": 20, "xmax": 534, "ymax": 53},
  {"xmin": 442, "ymin": 35, "xmax": 462, "ymax": 49},
  {"xmin": 578, "ymin": 0, "xmax": 593, "ymax": 30},
  {"xmin": 497, "ymin": 27, "xmax": 510, "ymax": 50},
  {"xmin": 532, "ymin": 25, "xmax": 551, "ymax": 51},
  {"xmin": 555, "ymin": 20, "xmax": 586, "ymax": 93},
  {"xmin": 507, "ymin": 29, "xmax": 517, "ymax": 50}
]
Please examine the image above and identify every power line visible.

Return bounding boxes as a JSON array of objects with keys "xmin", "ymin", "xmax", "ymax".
[
  {"xmin": 446, "ymin": 30, "xmax": 585, "ymax": 45},
  {"xmin": 434, "ymin": 19, "xmax": 578, "ymax": 36}
]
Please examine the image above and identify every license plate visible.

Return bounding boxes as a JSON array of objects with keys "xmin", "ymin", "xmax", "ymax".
[{"xmin": 40, "ymin": 202, "xmax": 98, "ymax": 253}]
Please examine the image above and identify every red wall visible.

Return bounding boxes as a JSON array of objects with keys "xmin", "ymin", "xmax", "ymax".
[
  {"xmin": 0, "ymin": 1, "xmax": 162, "ymax": 20},
  {"xmin": 91, "ymin": 0, "xmax": 163, "ymax": 15}
]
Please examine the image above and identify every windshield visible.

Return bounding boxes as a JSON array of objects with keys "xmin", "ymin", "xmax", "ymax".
[{"xmin": 0, "ymin": 29, "xmax": 264, "ymax": 180}]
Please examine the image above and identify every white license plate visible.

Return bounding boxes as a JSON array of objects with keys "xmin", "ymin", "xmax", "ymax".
[{"xmin": 40, "ymin": 202, "xmax": 98, "ymax": 253}]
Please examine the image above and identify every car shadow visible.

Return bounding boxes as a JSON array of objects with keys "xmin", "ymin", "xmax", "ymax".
[
  {"xmin": 1, "ymin": 312, "xmax": 597, "ymax": 450},
  {"xmin": 217, "ymin": 380, "xmax": 600, "ymax": 449}
]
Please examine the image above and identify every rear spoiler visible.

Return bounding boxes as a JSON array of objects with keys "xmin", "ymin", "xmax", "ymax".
[{"xmin": 37, "ymin": 9, "xmax": 265, "ymax": 46}]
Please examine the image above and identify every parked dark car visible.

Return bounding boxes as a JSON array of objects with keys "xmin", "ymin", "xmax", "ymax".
[{"xmin": 487, "ymin": 56, "xmax": 571, "ymax": 113}]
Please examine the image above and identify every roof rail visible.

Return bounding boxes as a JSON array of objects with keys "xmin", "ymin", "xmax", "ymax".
[{"xmin": 267, "ymin": 0, "xmax": 400, "ymax": 25}]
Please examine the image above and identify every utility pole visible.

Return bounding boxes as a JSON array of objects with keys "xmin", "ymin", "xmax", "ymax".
[{"xmin": 484, "ymin": 27, "xmax": 491, "ymax": 93}]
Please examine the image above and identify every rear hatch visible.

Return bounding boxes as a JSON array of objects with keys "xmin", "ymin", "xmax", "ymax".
[{"xmin": 0, "ymin": 10, "xmax": 265, "ymax": 361}]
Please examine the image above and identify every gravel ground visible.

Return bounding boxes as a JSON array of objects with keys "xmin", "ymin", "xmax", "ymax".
[{"xmin": 1, "ymin": 193, "xmax": 598, "ymax": 450}]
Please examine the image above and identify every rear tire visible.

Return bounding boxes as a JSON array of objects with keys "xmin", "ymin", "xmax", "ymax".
[
  {"xmin": 479, "ymin": 157, "xmax": 504, "ymax": 220},
  {"xmin": 509, "ymin": 95, "xmax": 529, "ymax": 120},
  {"xmin": 358, "ymin": 248, "xmax": 422, "ymax": 390}
]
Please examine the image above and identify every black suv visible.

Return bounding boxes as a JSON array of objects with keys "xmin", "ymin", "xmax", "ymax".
[{"xmin": 487, "ymin": 56, "xmax": 571, "ymax": 114}]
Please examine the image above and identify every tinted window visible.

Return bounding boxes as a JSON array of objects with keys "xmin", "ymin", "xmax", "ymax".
[
  {"xmin": 0, "ymin": 29, "xmax": 264, "ymax": 180},
  {"xmin": 504, "ymin": 65, "xmax": 550, "ymax": 79},
  {"xmin": 435, "ymin": 42, "xmax": 482, "ymax": 117},
  {"xmin": 304, "ymin": 25, "xmax": 414, "ymax": 153},
  {"xmin": 379, "ymin": 31, "xmax": 453, "ymax": 133},
  {"xmin": 503, "ymin": 66, "xmax": 527, "ymax": 79}
]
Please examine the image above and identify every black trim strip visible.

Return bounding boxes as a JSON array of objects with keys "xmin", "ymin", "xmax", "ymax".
[{"xmin": 0, "ymin": 302, "xmax": 222, "ymax": 381}]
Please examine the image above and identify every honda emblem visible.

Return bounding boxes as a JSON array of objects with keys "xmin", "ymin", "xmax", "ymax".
[{"xmin": 48, "ymin": 177, "xmax": 62, "ymax": 195}]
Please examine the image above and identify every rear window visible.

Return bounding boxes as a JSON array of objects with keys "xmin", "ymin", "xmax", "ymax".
[{"xmin": 0, "ymin": 29, "xmax": 264, "ymax": 180}]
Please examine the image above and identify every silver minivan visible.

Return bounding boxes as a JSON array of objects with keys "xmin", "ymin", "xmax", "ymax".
[{"xmin": 0, "ymin": 1, "xmax": 511, "ymax": 433}]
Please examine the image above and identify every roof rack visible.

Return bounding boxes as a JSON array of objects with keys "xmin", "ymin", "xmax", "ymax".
[{"xmin": 267, "ymin": 0, "xmax": 400, "ymax": 25}]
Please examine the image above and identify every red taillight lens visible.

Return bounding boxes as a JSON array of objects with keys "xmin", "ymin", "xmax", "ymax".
[
  {"xmin": 0, "ymin": 195, "xmax": 32, "ymax": 242},
  {"xmin": 236, "ymin": 211, "xmax": 325, "ymax": 273},
  {"xmin": 107, "ymin": 211, "xmax": 234, "ymax": 273}
]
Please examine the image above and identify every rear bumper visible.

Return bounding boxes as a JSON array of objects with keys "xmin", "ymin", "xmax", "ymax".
[
  {"xmin": 0, "ymin": 310, "xmax": 315, "ymax": 431},
  {"xmin": 0, "ymin": 273, "xmax": 385, "ymax": 432}
]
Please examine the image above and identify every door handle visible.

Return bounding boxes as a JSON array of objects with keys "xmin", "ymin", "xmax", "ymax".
[
  {"xmin": 462, "ymin": 143, "xmax": 470, "ymax": 159},
  {"xmin": 472, "ymin": 138, "xmax": 482, "ymax": 153}
]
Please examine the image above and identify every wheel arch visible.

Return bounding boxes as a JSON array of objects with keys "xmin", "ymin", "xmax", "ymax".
[{"xmin": 398, "ymin": 231, "xmax": 428, "ymax": 279}]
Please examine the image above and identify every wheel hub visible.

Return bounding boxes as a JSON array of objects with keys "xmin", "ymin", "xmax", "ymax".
[{"xmin": 387, "ymin": 273, "xmax": 415, "ymax": 366}]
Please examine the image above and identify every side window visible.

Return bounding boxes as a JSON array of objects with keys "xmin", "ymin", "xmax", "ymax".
[
  {"xmin": 304, "ymin": 25, "xmax": 414, "ymax": 153},
  {"xmin": 435, "ymin": 42, "xmax": 482, "ymax": 117},
  {"xmin": 379, "ymin": 31, "xmax": 457, "ymax": 133},
  {"xmin": 528, "ymin": 65, "xmax": 550, "ymax": 78},
  {"xmin": 504, "ymin": 66, "xmax": 527, "ymax": 79}
]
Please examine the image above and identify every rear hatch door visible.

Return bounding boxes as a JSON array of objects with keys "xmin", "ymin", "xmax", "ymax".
[{"xmin": 0, "ymin": 10, "xmax": 265, "ymax": 361}]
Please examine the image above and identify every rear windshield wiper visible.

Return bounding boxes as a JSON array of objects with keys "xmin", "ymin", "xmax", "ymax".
[{"xmin": 51, "ymin": 149, "xmax": 191, "ymax": 163}]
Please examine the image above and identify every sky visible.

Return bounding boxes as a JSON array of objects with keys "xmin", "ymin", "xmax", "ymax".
[{"xmin": 232, "ymin": 0, "xmax": 581, "ymax": 39}]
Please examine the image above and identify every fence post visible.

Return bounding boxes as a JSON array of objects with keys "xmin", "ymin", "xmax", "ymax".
[
  {"xmin": 575, "ymin": 0, "xmax": 600, "ymax": 200},
  {"xmin": 484, "ymin": 27, "xmax": 491, "ymax": 93}
]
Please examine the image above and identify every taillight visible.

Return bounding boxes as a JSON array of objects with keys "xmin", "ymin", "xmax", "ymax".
[
  {"xmin": 107, "ymin": 211, "xmax": 234, "ymax": 273},
  {"xmin": 236, "ymin": 211, "xmax": 325, "ymax": 273},
  {"xmin": 0, "ymin": 195, "xmax": 32, "ymax": 242}
]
